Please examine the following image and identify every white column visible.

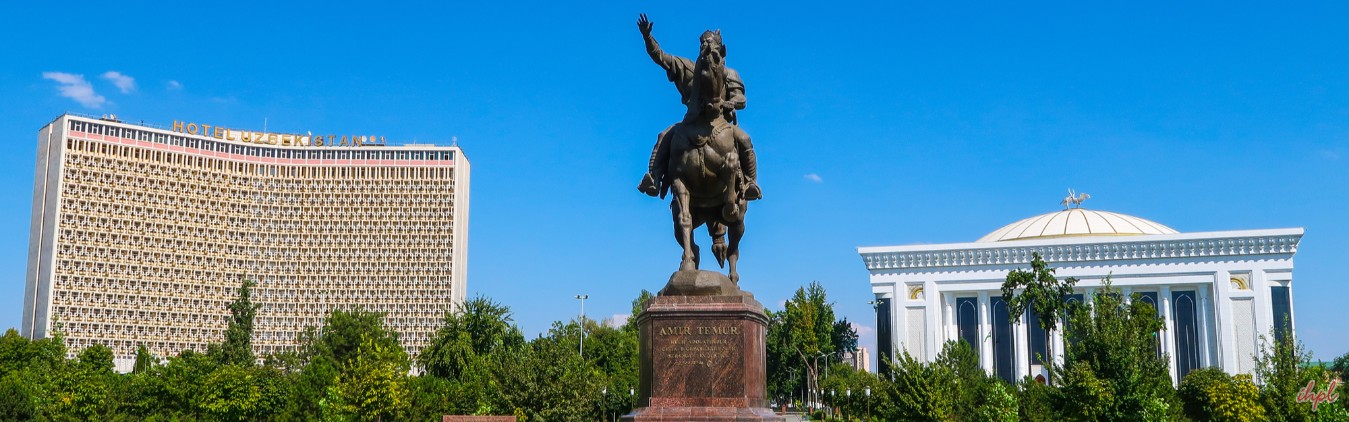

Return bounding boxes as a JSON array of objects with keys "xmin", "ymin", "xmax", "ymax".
[
  {"xmin": 1051, "ymin": 319, "xmax": 1064, "ymax": 368},
  {"xmin": 1015, "ymin": 309, "xmax": 1029, "ymax": 380},
  {"xmin": 1086, "ymin": 287, "xmax": 1097, "ymax": 318},
  {"xmin": 943, "ymin": 292, "xmax": 955, "ymax": 345},
  {"xmin": 1121, "ymin": 287, "xmax": 1133, "ymax": 305},
  {"xmin": 1197, "ymin": 286, "xmax": 1213, "ymax": 368},
  {"xmin": 1285, "ymin": 278, "xmax": 1296, "ymax": 333},
  {"xmin": 1160, "ymin": 285, "xmax": 1177, "ymax": 384},
  {"xmin": 1252, "ymin": 271, "xmax": 1271, "ymax": 339},
  {"xmin": 926, "ymin": 281, "xmax": 940, "ymax": 361},
  {"xmin": 978, "ymin": 291, "xmax": 992, "ymax": 374},
  {"xmin": 1215, "ymin": 271, "xmax": 1237, "ymax": 373}
]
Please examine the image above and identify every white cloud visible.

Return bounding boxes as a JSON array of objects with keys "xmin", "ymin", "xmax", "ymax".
[
  {"xmin": 803, "ymin": 173, "xmax": 823, "ymax": 183},
  {"xmin": 850, "ymin": 322, "xmax": 875, "ymax": 337},
  {"xmin": 167, "ymin": 80, "xmax": 182, "ymax": 90},
  {"xmin": 603, "ymin": 313, "xmax": 630, "ymax": 328},
  {"xmin": 101, "ymin": 71, "xmax": 136, "ymax": 93},
  {"xmin": 1320, "ymin": 149, "xmax": 1341, "ymax": 161},
  {"xmin": 42, "ymin": 72, "xmax": 106, "ymax": 108}
]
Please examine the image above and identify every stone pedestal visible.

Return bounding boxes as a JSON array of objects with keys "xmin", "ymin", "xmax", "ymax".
[{"xmin": 623, "ymin": 272, "xmax": 783, "ymax": 421}]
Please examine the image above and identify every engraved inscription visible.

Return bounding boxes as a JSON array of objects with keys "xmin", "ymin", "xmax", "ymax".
[{"xmin": 655, "ymin": 323, "xmax": 742, "ymax": 367}]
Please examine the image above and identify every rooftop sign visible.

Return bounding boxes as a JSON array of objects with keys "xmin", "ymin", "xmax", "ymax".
[{"xmin": 171, "ymin": 120, "xmax": 386, "ymax": 148}]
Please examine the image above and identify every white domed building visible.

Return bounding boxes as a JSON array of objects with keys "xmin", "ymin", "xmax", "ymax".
[{"xmin": 857, "ymin": 202, "xmax": 1303, "ymax": 384}]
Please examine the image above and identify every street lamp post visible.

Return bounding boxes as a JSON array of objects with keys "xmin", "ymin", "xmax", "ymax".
[
  {"xmin": 868, "ymin": 299, "xmax": 885, "ymax": 379},
  {"xmin": 866, "ymin": 386, "xmax": 872, "ymax": 421},
  {"xmin": 575, "ymin": 294, "xmax": 589, "ymax": 358}
]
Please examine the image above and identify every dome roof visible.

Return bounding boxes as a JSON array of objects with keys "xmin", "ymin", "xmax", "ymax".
[{"xmin": 977, "ymin": 209, "xmax": 1178, "ymax": 242}]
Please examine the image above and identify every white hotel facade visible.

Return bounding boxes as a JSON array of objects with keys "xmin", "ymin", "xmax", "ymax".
[
  {"xmin": 859, "ymin": 206, "xmax": 1301, "ymax": 384},
  {"xmin": 24, "ymin": 114, "xmax": 470, "ymax": 369}
]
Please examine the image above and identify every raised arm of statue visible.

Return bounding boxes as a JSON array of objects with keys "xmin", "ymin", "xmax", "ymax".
[{"xmin": 638, "ymin": 14, "xmax": 694, "ymax": 83}]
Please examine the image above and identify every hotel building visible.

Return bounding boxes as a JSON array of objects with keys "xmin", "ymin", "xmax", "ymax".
[
  {"xmin": 858, "ymin": 204, "xmax": 1301, "ymax": 384},
  {"xmin": 23, "ymin": 114, "xmax": 470, "ymax": 369}
]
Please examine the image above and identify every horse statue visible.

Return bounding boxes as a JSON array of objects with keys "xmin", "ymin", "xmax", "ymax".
[
  {"xmin": 653, "ymin": 30, "xmax": 754, "ymax": 283},
  {"xmin": 1061, "ymin": 189, "xmax": 1090, "ymax": 209}
]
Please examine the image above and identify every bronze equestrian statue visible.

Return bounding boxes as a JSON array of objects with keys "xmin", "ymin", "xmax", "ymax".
[{"xmin": 636, "ymin": 14, "xmax": 762, "ymax": 283}]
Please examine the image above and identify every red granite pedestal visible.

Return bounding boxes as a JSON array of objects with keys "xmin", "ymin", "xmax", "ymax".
[{"xmin": 622, "ymin": 275, "xmax": 783, "ymax": 422}]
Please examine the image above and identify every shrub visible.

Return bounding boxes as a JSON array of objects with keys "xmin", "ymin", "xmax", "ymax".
[
  {"xmin": 1017, "ymin": 376, "xmax": 1056, "ymax": 422},
  {"xmin": 1179, "ymin": 367, "xmax": 1230, "ymax": 420},
  {"xmin": 974, "ymin": 381, "xmax": 1018, "ymax": 422},
  {"xmin": 1254, "ymin": 333, "xmax": 1315, "ymax": 421}
]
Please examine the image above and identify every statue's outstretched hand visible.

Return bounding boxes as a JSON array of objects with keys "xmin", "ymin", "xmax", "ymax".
[{"xmin": 638, "ymin": 14, "xmax": 654, "ymax": 36}]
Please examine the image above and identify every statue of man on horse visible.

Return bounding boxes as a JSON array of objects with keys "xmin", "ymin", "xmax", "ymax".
[{"xmin": 635, "ymin": 14, "xmax": 762, "ymax": 283}]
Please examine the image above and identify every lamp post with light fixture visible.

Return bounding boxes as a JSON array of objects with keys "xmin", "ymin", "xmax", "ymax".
[{"xmin": 576, "ymin": 294, "xmax": 589, "ymax": 358}]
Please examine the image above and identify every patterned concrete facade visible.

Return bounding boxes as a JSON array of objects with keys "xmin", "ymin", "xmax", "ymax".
[{"xmin": 23, "ymin": 114, "xmax": 469, "ymax": 368}]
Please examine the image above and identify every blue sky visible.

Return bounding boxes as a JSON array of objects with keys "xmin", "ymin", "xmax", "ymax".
[{"xmin": 2, "ymin": 2, "xmax": 1346, "ymax": 363}]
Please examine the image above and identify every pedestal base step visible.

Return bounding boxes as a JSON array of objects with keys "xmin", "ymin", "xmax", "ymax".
[{"xmin": 622, "ymin": 406, "xmax": 783, "ymax": 421}]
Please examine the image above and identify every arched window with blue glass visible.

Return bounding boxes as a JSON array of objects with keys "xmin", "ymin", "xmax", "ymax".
[
  {"xmin": 1172, "ymin": 290, "xmax": 1200, "ymax": 380},
  {"xmin": 991, "ymin": 297, "xmax": 1015, "ymax": 383},
  {"xmin": 1135, "ymin": 291, "xmax": 1161, "ymax": 357},
  {"xmin": 957, "ymin": 297, "xmax": 979, "ymax": 353}
]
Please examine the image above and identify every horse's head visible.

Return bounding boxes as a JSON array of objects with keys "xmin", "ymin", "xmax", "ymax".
[
  {"xmin": 697, "ymin": 30, "xmax": 725, "ymax": 68},
  {"xmin": 692, "ymin": 30, "xmax": 728, "ymax": 112}
]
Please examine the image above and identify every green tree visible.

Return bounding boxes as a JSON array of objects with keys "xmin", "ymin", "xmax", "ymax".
[
  {"xmin": 587, "ymin": 320, "xmax": 640, "ymax": 420},
  {"xmin": 624, "ymin": 289, "xmax": 655, "ymax": 330},
  {"xmin": 492, "ymin": 322, "xmax": 605, "ymax": 422},
  {"xmin": 0, "ymin": 370, "xmax": 38, "ymax": 421},
  {"xmin": 0, "ymin": 329, "xmax": 33, "ymax": 377},
  {"xmin": 819, "ymin": 362, "xmax": 887, "ymax": 421},
  {"xmin": 1050, "ymin": 279, "xmax": 1177, "ymax": 421},
  {"xmin": 420, "ymin": 296, "xmax": 524, "ymax": 380},
  {"xmin": 214, "ymin": 278, "xmax": 261, "ymax": 366},
  {"xmin": 133, "ymin": 343, "xmax": 156, "ymax": 373},
  {"xmin": 323, "ymin": 333, "xmax": 411, "ymax": 421},
  {"xmin": 1302, "ymin": 364, "xmax": 1349, "ymax": 421},
  {"xmin": 1017, "ymin": 375, "xmax": 1056, "ymax": 422},
  {"xmin": 0, "ymin": 333, "xmax": 48, "ymax": 421},
  {"xmin": 883, "ymin": 346, "xmax": 952, "ymax": 420},
  {"xmin": 152, "ymin": 349, "xmax": 221, "ymax": 419},
  {"xmin": 44, "ymin": 348, "xmax": 117, "ymax": 420},
  {"xmin": 1001, "ymin": 252, "xmax": 1078, "ymax": 364},
  {"xmin": 1254, "ymin": 331, "xmax": 1316, "ymax": 421},
  {"xmin": 781, "ymin": 281, "xmax": 837, "ymax": 410},
  {"xmin": 831, "ymin": 318, "xmax": 859, "ymax": 361},
  {"xmin": 316, "ymin": 309, "xmax": 403, "ymax": 369},
  {"xmin": 975, "ymin": 382, "xmax": 1020, "ymax": 422},
  {"xmin": 197, "ymin": 364, "xmax": 263, "ymax": 421},
  {"xmin": 286, "ymin": 308, "xmax": 407, "ymax": 420},
  {"xmin": 765, "ymin": 309, "xmax": 798, "ymax": 410},
  {"xmin": 1331, "ymin": 351, "xmax": 1349, "ymax": 377},
  {"xmin": 78, "ymin": 343, "xmax": 115, "ymax": 374}
]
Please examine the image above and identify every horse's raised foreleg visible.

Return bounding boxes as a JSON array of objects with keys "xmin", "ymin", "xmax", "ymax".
[
  {"xmin": 727, "ymin": 220, "xmax": 745, "ymax": 284},
  {"xmin": 670, "ymin": 179, "xmax": 697, "ymax": 271}
]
